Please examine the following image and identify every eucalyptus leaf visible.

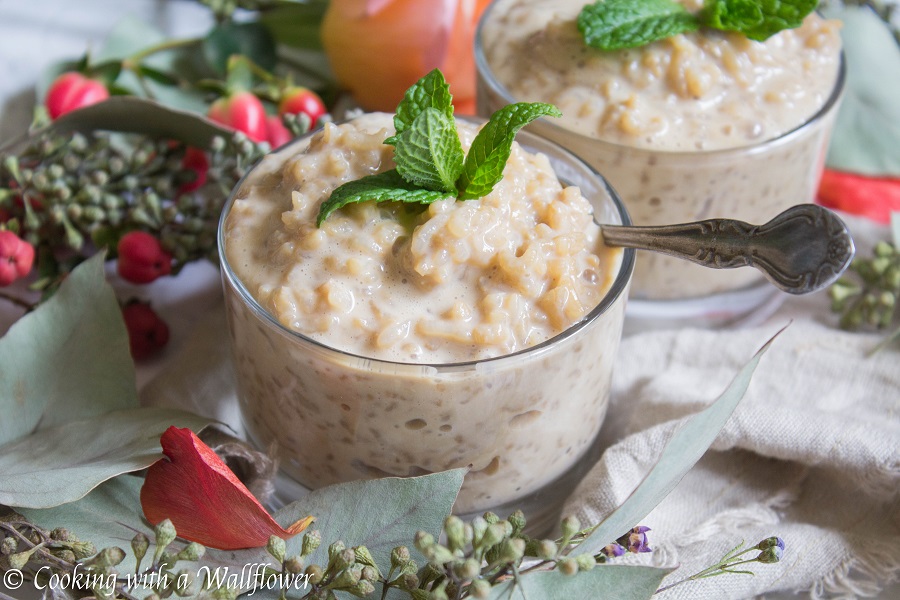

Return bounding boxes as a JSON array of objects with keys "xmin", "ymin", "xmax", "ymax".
[
  {"xmin": 1, "ymin": 96, "xmax": 235, "ymax": 156},
  {"xmin": 19, "ymin": 477, "xmax": 151, "ymax": 578},
  {"xmin": 823, "ymin": 5, "xmax": 900, "ymax": 176},
  {"xmin": 578, "ymin": 328, "xmax": 783, "ymax": 555},
  {"xmin": 0, "ymin": 254, "xmax": 136, "ymax": 447},
  {"xmin": 203, "ymin": 469, "xmax": 466, "ymax": 598},
  {"xmin": 0, "ymin": 408, "xmax": 213, "ymax": 509},
  {"xmin": 487, "ymin": 565, "xmax": 671, "ymax": 600}
]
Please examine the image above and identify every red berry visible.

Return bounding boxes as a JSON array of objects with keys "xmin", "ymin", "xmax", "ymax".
[
  {"xmin": 207, "ymin": 92, "xmax": 269, "ymax": 143},
  {"xmin": 266, "ymin": 114, "xmax": 292, "ymax": 148},
  {"xmin": 122, "ymin": 301, "xmax": 170, "ymax": 360},
  {"xmin": 0, "ymin": 230, "xmax": 35, "ymax": 286},
  {"xmin": 278, "ymin": 86, "xmax": 326, "ymax": 129},
  {"xmin": 178, "ymin": 147, "xmax": 210, "ymax": 195},
  {"xmin": 45, "ymin": 72, "xmax": 110, "ymax": 120},
  {"xmin": 117, "ymin": 231, "xmax": 173, "ymax": 284}
]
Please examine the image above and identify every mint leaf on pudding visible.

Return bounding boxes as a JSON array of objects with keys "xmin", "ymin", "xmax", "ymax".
[
  {"xmin": 393, "ymin": 107, "xmax": 465, "ymax": 193},
  {"xmin": 316, "ymin": 169, "xmax": 452, "ymax": 226},
  {"xmin": 702, "ymin": 0, "xmax": 764, "ymax": 33},
  {"xmin": 735, "ymin": 0, "xmax": 819, "ymax": 41},
  {"xmin": 578, "ymin": 0, "xmax": 699, "ymax": 51},
  {"xmin": 385, "ymin": 68, "xmax": 454, "ymax": 145},
  {"xmin": 457, "ymin": 102, "xmax": 562, "ymax": 201},
  {"xmin": 315, "ymin": 69, "xmax": 561, "ymax": 225}
]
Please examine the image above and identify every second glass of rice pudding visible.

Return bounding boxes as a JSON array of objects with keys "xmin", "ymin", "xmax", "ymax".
[
  {"xmin": 220, "ymin": 112, "xmax": 634, "ymax": 527},
  {"xmin": 476, "ymin": 0, "xmax": 845, "ymax": 320}
]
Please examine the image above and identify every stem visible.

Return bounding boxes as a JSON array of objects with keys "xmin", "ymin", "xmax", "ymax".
[{"xmin": 123, "ymin": 38, "xmax": 201, "ymax": 68}]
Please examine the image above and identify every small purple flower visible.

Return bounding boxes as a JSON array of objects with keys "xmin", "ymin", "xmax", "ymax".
[
  {"xmin": 757, "ymin": 536, "xmax": 785, "ymax": 551},
  {"xmin": 601, "ymin": 543, "xmax": 625, "ymax": 558},
  {"xmin": 617, "ymin": 526, "xmax": 652, "ymax": 553},
  {"xmin": 757, "ymin": 546, "xmax": 784, "ymax": 564}
]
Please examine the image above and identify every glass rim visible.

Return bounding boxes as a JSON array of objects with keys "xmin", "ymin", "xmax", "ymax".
[
  {"xmin": 218, "ymin": 116, "xmax": 635, "ymax": 370},
  {"xmin": 474, "ymin": 0, "xmax": 847, "ymax": 159}
]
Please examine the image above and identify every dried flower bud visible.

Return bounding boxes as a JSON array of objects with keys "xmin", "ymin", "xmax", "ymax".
[
  {"xmin": 177, "ymin": 542, "xmax": 205, "ymax": 562},
  {"xmin": 469, "ymin": 578, "xmax": 491, "ymax": 599},
  {"xmin": 8, "ymin": 550, "xmax": 32, "ymax": 570},
  {"xmin": 360, "ymin": 565, "xmax": 378, "ymax": 582},
  {"xmin": 331, "ymin": 563, "xmax": 362, "ymax": 588},
  {"xmin": 757, "ymin": 546, "xmax": 784, "ymax": 564},
  {"xmin": 507, "ymin": 510, "xmax": 526, "ymax": 536},
  {"xmin": 50, "ymin": 528, "xmax": 73, "ymax": 541},
  {"xmin": 537, "ymin": 539, "xmax": 558, "ymax": 559},
  {"xmin": 471, "ymin": 517, "xmax": 489, "ymax": 543},
  {"xmin": 757, "ymin": 537, "xmax": 785, "ymax": 551},
  {"xmin": 453, "ymin": 558, "xmax": 480, "ymax": 580},
  {"xmin": 267, "ymin": 535, "xmax": 286, "ymax": 563},
  {"xmin": 327, "ymin": 540, "xmax": 346, "ymax": 562},
  {"xmin": 154, "ymin": 519, "xmax": 177, "ymax": 562},
  {"xmin": 348, "ymin": 580, "xmax": 375, "ymax": 597},
  {"xmin": 497, "ymin": 538, "xmax": 526, "ymax": 564},
  {"xmin": 302, "ymin": 530, "xmax": 322, "ymax": 556},
  {"xmin": 444, "ymin": 515, "xmax": 466, "ymax": 552},
  {"xmin": 284, "ymin": 556, "xmax": 304, "ymax": 574},
  {"xmin": 414, "ymin": 531, "xmax": 434, "ymax": 551},
  {"xmin": 390, "ymin": 545, "xmax": 410, "ymax": 569},
  {"xmin": 353, "ymin": 545, "xmax": 377, "ymax": 569},
  {"xmin": 131, "ymin": 532, "xmax": 149, "ymax": 563},
  {"xmin": 1, "ymin": 537, "xmax": 18, "ymax": 555},
  {"xmin": 574, "ymin": 554, "xmax": 597, "ymax": 571},
  {"xmin": 483, "ymin": 512, "xmax": 499, "ymax": 525},
  {"xmin": 557, "ymin": 557, "xmax": 578, "ymax": 576},
  {"xmin": 560, "ymin": 516, "xmax": 580, "ymax": 541},
  {"xmin": 86, "ymin": 546, "xmax": 126, "ymax": 568},
  {"xmin": 54, "ymin": 549, "xmax": 77, "ymax": 563},
  {"xmin": 305, "ymin": 564, "xmax": 325, "ymax": 585},
  {"xmin": 71, "ymin": 540, "xmax": 97, "ymax": 559},
  {"xmin": 480, "ymin": 523, "xmax": 507, "ymax": 549}
]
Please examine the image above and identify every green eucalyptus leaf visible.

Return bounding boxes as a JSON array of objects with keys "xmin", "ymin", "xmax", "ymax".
[
  {"xmin": 2, "ymin": 96, "xmax": 235, "ymax": 154},
  {"xmin": 278, "ymin": 469, "xmax": 466, "ymax": 574},
  {"xmin": 487, "ymin": 565, "xmax": 671, "ymax": 600},
  {"xmin": 202, "ymin": 469, "xmax": 466, "ymax": 598},
  {"xmin": 19, "ymin": 477, "xmax": 151, "ymax": 577},
  {"xmin": 578, "ymin": 328, "xmax": 784, "ymax": 555},
  {"xmin": 823, "ymin": 5, "xmax": 900, "ymax": 176},
  {"xmin": 259, "ymin": 1, "xmax": 327, "ymax": 50},
  {"xmin": 0, "ymin": 408, "xmax": 213, "ymax": 509},
  {"xmin": 204, "ymin": 22, "xmax": 277, "ymax": 76},
  {"xmin": 0, "ymin": 254, "xmax": 135, "ymax": 447}
]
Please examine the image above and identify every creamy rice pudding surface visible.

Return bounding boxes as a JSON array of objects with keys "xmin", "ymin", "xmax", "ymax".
[
  {"xmin": 479, "ymin": 0, "xmax": 844, "ymax": 300},
  {"xmin": 222, "ymin": 112, "xmax": 627, "ymax": 512}
]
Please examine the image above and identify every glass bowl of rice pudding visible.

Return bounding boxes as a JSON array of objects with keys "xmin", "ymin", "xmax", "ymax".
[
  {"xmin": 219, "ymin": 112, "xmax": 634, "ymax": 523},
  {"xmin": 476, "ymin": 0, "xmax": 845, "ymax": 322}
]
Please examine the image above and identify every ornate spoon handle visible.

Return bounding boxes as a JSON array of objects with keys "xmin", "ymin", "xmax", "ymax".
[{"xmin": 601, "ymin": 204, "xmax": 855, "ymax": 295}]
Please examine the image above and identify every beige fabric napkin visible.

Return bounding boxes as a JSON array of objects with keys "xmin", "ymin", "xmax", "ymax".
[{"xmin": 564, "ymin": 306, "xmax": 900, "ymax": 598}]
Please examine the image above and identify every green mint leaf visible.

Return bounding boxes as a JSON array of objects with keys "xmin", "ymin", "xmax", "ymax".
[
  {"xmin": 393, "ymin": 107, "xmax": 465, "ymax": 193},
  {"xmin": 387, "ymin": 68, "xmax": 454, "ymax": 145},
  {"xmin": 578, "ymin": 0, "xmax": 700, "ymax": 51},
  {"xmin": 317, "ymin": 169, "xmax": 452, "ymax": 226},
  {"xmin": 456, "ymin": 102, "xmax": 561, "ymax": 201},
  {"xmin": 730, "ymin": 0, "xmax": 819, "ymax": 41},
  {"xmin": 702, "ymin": 0, "xmax": 764, "ymax": 33}
]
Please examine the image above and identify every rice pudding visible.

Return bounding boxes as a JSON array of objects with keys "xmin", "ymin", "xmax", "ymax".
[
  {"xmin": 477, "ymin": 0, "xmax": 844, "ymax": 302},
  {"xmin": 220, "ymin": 112, "xmax": 632, "ymax": 513}
]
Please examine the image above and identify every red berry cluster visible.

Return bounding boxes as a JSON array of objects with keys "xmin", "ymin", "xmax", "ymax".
[
  {"xmin": 207, "ymin": 86, "xmax": 326, "ymax": 148},
  {"xmin": 0, "ymin": 230, "xmax": 35, "ymax": 287},
  {"xmin": 116, "ymin": 231, "xmax": 173, "ymax": 360},
  {"xmin": 45, "ymin": 72, "xmax": 109, "ymax": 119}
]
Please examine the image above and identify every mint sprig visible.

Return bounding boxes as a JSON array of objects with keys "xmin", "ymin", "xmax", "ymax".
[
  {"xmin": 578, "ymin": 0, "xmax": 699, "ymax": 51},
  {"xmin": 578, "ymin": 0, "xmax": 821, "ymax": 50},
  {"xmin": 316, "ymin": 170, "xmax": 451, "ymax": 227},
  {"xmin": 457, "ymin": 103, "xmax": 562, "ymax": 200},
  {"xmin": 316, "ymin": 69, "xmax": 561, "ymax": 226}
]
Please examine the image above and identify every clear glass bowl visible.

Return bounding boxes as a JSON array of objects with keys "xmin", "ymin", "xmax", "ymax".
[
  {"xmin": 475, "ymin": 0, "xmax": 846, "ymax": 323},
  {"xmin": 218, "ymin": 120, "xmax": 634, "ymax": 526}
]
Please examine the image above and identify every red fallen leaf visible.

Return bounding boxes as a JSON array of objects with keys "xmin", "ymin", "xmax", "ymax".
[
  {"xmin": 817, "ymin": 168, "xmax": 900, "ymax": 224},
  {"xmin": 141, "ymin": 427, "xmax": 313, "ymax": 550}
]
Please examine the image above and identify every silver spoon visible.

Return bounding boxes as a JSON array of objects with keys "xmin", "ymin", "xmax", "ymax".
[{"xmin": 601, "ymin": 204, "xmax": 855, "ymax": 295}]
